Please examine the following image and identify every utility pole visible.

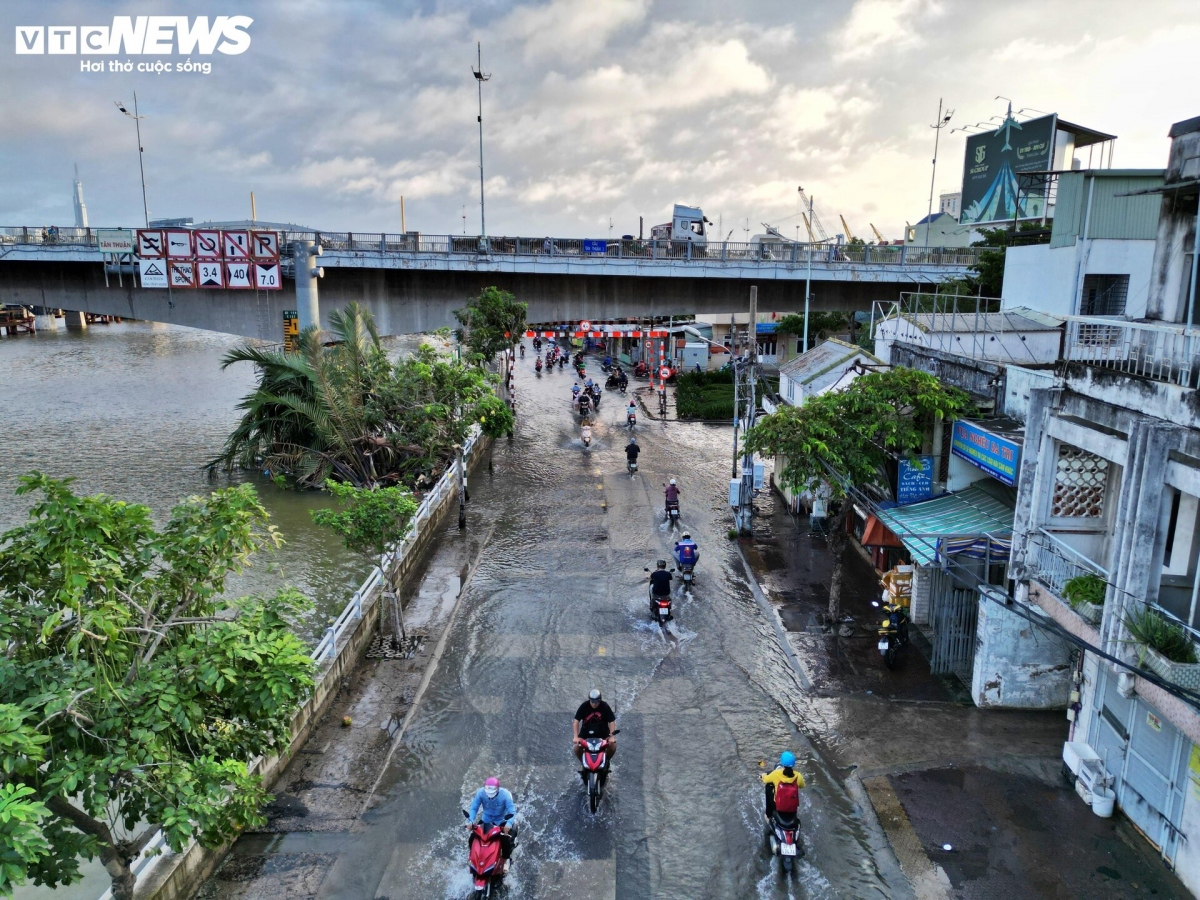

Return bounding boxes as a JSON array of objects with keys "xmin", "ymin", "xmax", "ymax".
[
  {"xmin": 735, "ymin": 286, "xmax": 759, "ymax": 535},
  {"xmin": 925, "ymin": 99, "xmax": 954, "ymax": 246},
  {"xmin": 115, "ymin": 93, "xmax": 149, "ymax": 226},
  {"xmin": 472, "ymin": 43, "xmax": 490, "ymax": 241}
]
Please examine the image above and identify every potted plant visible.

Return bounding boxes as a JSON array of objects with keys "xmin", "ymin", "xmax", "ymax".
[
  {"xmin": 1062, "ymin": 573, "xmax": 1106, "ymax": 625},
  {"xmin": 1124, "ymin": 606, "xmax": 1200, "ymax": 690}
]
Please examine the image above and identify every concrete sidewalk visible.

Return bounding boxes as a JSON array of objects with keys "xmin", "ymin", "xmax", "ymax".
[{"xmin": 744, "ymin": 489, "xmax": 1190, "ymax": 898}]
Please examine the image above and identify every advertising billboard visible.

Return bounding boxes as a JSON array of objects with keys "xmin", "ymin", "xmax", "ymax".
[
  {"xmin": 950, "ymin": 420, "xmax": 1021, "ymax": 486},
  {"xmin": 959, "ymin": 112, "xmax": 1056, "ymax": 226}
]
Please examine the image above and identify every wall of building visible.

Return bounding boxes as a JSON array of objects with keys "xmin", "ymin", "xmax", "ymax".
[
  {"xmin": 971, "ymin": 585, "xmax": 1074, "ymax": 708},
  {"xmin": 1003, "ymin": 240, "xmax": 1156, "ymax": 318},
  {"xmin": 876, "ymin": 317, "xmax": 1061, "ymax": 366},
  {"xmin": 1004, "ymin": 365, "xmax": 1058, "ymax": 420},
  {"xmin": 890, "ymin": 342, "xmax": 1007, "ymax": 409}
]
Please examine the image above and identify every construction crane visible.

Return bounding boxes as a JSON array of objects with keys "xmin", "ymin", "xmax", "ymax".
[
  {"xmin": 839, "ymin": 214, "xmax": 856, "ymax": 242},
  {"xmin": 870, "ymin": 223, "xmax": 886, "ymax": 243},
  {"xmin": 797, "ymin": 188, "xmax": 830, "ymax": 241}
]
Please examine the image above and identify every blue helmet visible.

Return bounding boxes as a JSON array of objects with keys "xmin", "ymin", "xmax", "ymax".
[{"xmin": 780, "ymin": 751, "xmax": 796, "ymax": 768}]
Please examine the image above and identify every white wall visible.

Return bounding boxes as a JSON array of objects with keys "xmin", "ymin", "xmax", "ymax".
[
  {"xmin": 1003, "ymin": 240, "xmax": 1156, "ymax": 318},
  {"xmin": 1004, "ymin": 366, "xmax": 1058, "ymax": 421}
]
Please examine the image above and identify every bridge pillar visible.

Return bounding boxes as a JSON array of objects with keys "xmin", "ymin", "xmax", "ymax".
[
  {"xmin": 62, "ymin": 309, "xmax": 87, "ymax": 330},
  {"xmin": 293, "ymin": 240, "xmax": 321, "ymax": 333}
]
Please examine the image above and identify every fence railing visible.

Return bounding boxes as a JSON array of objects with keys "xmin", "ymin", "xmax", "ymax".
[
  {"xmin": 0, "ymin": 226, "xmax": 983, "ymax": 268},
  {"xmin": 309, "ymin": 426, "xmax": 478, "ymax": 663},
  {"xmin": 1027, "ymin": 527, "xmax": 1109, "ymax": 596},
  {"xmin": 1065, "ymin": 315, "xmax": 1200, "ymax": 390}
]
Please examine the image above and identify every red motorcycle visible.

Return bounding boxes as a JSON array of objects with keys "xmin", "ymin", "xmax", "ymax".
[
  {"xmin": 580, "ymin": 729, "xmax": 620, "ymax": 814},
  {"xmin": 463, "ymin": 810, "xmax": 516, "ymax": 898}
]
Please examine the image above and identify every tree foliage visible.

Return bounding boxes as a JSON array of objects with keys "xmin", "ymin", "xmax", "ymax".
[
  {"xmin": 209, "ymin": 303, "xmax": 512, "ymax": 490},
  {"xmin": 453, "ymin": 286, "xmax": 528, "ymax": 364},
  {"xmin": 0, "ymin": 476, "xmax": 314, "ymax": 900},
  {"xmin": 312, "ymin": 480, "xmax": 419, "ymax": 565},
  {"xmin": 744, "ymin": 369, "xmax": 970, "ymax": 621},
  {"xmin": 776, "ymin": 312, "xmax": 848, "ymax": 344}
]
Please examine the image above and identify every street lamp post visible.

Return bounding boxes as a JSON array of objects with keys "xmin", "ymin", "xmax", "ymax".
[
  {"xmin": 924, "ymin": 99, "xmax": 954, "ymax": 247},
  {"xmin": 115, "ymin": 93, "xmax": 149, "ymax": 227},
  {"xmin": 800, "ymin": 187, "xmax": 814, "ymax": 353},
  {"xmin": 472, "ymin": 43, "xmax": 490, "ymax": 241}
]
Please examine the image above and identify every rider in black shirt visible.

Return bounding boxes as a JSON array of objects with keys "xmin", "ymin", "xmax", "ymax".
[
  {"xmin": 573, "ymin": 689, "xmax": 617, "ymax": 761},
  {"xmin": 649, "ymin": 559, "xmax": 672, "ymax": 597},
  {"xmin": 626, "ymin": 438, "xmax": 640, "ymax": 463}
]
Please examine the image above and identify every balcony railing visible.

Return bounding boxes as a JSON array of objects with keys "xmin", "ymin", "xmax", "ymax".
[
  {"xmin": 1027, "ymin": 528, "xmax": 1108, "ymax": 596},
  {"xmin": 1065, "ymin": 315, "xmax": 1200, "ymax": 390},
  {"xmin": 0, "ymin": 226, "xmax": 983, "ymax": 269}
]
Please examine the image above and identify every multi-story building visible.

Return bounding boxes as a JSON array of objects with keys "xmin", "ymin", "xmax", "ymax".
[{"xmin": 976, "ymin": 114, "xmax": 1200, "ymax": 890}]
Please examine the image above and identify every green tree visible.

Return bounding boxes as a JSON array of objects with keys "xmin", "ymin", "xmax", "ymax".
[
  {"xmin": 744, "ymin": 369, "xmax": 970, "ymax": 622},
  {"xmin": 0, "ymin": 475, "xmax": 314, "ymax": 900},
  {"xmin": 776, "ymin": 312, "xmax": 848, "ymax": 347},
  {"xmin": 312, "ymin": 480, "xmax": 419, "ymax": 640},
  {"xmin": 454, "ymin": 286, "xmax": 528, "ymax": 363},
  {"xmin": 210, "ymin": 305, "xmax": 511, "ymax": 490}
]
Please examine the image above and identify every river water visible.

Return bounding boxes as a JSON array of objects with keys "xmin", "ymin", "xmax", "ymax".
[{"xmin": 0, "ymin": 321, "xmax": 365, "ymax": 643}]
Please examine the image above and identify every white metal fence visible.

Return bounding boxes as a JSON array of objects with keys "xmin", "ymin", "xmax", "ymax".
[{"xmin": 1065, "ymin": 315, "xmax": 1200, "ymax": 390}]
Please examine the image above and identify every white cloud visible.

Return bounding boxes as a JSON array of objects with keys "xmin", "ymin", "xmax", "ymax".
[
  {"xmin": 499, "ymin": 0, "xmax": 649, "ymax": 62},
  {"xmin": 832, "ymin": 0, "xmax": 942, "ymax": 62}
]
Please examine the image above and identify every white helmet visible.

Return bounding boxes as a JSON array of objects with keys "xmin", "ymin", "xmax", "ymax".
[{"xmin": 669, "ymin": 479, "xmax": 677, "ymax": 486}]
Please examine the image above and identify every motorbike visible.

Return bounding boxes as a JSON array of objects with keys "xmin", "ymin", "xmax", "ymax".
[
  {"xmin": 581, "ymin": 425, "xmax": 592, "ymax": 447},
  {"xmin": 664, "ymin": 489, "xmax": 680, "ymax": 527},
  {"xmin": 767, "ymin": 809, "xmax": 803, "ymax": 873},
  {"xmin": 519, "ymin": 344, "xmax": 525, "ymax": 358},
  {"xmin": 589, "ymin": 388, "xmax": 602, "ymax": 410},
  {"xmin": 627, "ymin": 458, "xmax": 638, "ymax": 475},
  {"xmin": 463, "ymin": 810, "xmax": 516, "ymax": 898},
  {"xmin": 605, "ymin": 372, "xmax": 622, "ymax": 390},
  {"xmin": 634, "ymin": 361, "xmax": 649, "ymax": 378},
  {"xmin": 873, "ymin": 599, "xmax": 910, "ymax": 669},
  {"xmin": 578, "ymin": 395, "xmax": 592, "ymax": 417},
  {"xmin": 601, "ymin": 360, "xmax": 613, "ymax": 373},
  {"xmin": 626, "ymin": 410, "xmax": 636, "ymax": 429},
  {"xmin": 535, "ymin": 358, "xmax": 543, "ymax": 375},
  {"xmin": 559, "ymin": 355, "xmax": 567, "ymax": 369},
  {"xmin": 644, "ymin": 566, "xmax": 675, "ymax": 624},
  {"xmin": 675, "ymin": 553, "xmax": 695, "ymax": 586},
  {"xmin": 579, "ymin": 729, "xmax": 620, "ymax": 814}
]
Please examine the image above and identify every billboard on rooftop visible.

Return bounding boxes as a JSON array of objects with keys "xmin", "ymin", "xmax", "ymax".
[{"xmin": 959, "ymin": 113, "xmax": 1057, "ymax": 226}]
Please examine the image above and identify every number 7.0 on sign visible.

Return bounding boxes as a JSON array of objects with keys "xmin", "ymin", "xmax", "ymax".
[{"xmin": 254, "ymin": 262, "xmax": 281, "ymax": 290}]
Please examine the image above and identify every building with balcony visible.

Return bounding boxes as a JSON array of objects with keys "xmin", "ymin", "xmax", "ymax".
[{"xmin": 978, "ymin": 115, "xmax": 1200, "ymax": 890}]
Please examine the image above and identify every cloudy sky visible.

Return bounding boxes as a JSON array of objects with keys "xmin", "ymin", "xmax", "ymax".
[{"xmin": 2, "ymin": 0, "xmax": 1198, "ymax": 240}]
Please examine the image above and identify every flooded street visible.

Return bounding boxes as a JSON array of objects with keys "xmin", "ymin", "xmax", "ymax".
[{"xmin": 273, "ymin": 358, "xmax": 904, "ymax": 900}]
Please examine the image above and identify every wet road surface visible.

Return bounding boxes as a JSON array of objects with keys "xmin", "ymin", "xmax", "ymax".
[{"xmin": 240, "ymin": 357, "xmax": 905, "ymax": 900}]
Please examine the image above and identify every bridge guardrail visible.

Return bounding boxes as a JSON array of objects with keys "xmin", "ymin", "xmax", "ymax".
[{"xmin": 0, "ymin": 226, "xmax": 983, "ymax": 267}]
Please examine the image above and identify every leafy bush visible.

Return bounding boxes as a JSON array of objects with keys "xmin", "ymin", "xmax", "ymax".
[
  {"xmin": 676, "ymin": 369, "xmax": 735, "ymax": 419},
  {"xmin": 1062, "ymin": 573, "xmax": 1106, "ymax": 610},
  {"xmin": 1124, "ymin": 606, "xmax": 1198, "ymax": 664}
]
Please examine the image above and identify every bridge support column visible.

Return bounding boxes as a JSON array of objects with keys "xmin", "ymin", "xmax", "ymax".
[
  {"xmin": 62, "ymin": 309, "xmax": 87, "ymax": 330},
  {"xmin": 293, "ymin": 240, "xmax": 321, "ymax": 334}
]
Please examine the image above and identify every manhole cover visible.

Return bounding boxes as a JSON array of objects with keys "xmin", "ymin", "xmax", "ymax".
[{"xmin": 366, "ymin": 632, "xmax": 425, "ymax": 659}]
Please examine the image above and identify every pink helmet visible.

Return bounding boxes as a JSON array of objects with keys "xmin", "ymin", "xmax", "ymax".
[{"xmin": 484, "ymin": 777, "xmax": 500, "ymax": 798}]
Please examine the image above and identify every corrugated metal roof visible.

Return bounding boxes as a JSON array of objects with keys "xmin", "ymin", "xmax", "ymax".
[
  {"xmin": 877, "ymin": 483, "xmax": 1015, "ymax": 566},
  {"xmin": 897, "ymin": 307, "xmax": 1063, "ymax": 333},
  {"xmin": 777, "ymin": 338, "xmax": 881, "ymax": 383},
  {"xmin": 1049, "ymin": 171, "xmax": 1164, "ymax": 248}
]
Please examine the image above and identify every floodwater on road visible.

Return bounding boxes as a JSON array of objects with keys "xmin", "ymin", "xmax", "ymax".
[
  {"xmin": 301, "ymin": 357, "xmax": 903, "ymax": 899},
  {"xmin": 0, "ymin": 321, "xmax": 370, "ymax": 643}
]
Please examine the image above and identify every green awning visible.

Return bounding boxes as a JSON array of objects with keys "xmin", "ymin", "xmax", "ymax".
[{"xmin": 877, "ymin": 484, "xmax": 1015, "ymax": 567}]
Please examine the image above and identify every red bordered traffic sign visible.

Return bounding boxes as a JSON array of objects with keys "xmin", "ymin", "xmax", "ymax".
[
  {"xmin": 579, "ymin": 320, "xmax": 591, "ymax": 330},
  {"xmin": 225, "ymin": 260, "xmax": 253, "ymax": 289},
  {"xmin": 251, "ymin": 231, "xmax": 279, "ymax": 259},
  {"xmin": 659, "ymin": 366, "xmax": 672, "ymax": 380},
  {"xmin": 136, "ymin": 229, "xmax": 165, "ymax": 258},
  {"xmin": 197, "ymin": 260, "xmax": 224, "ymax": 288},
  {"xmin": 168, "ymin": 261, "xmax": 196, "ymax": 288},
  {"xmin": 223, "ymin": 230, "xmax": 250, "ymax": 259},
  {"xmin": 253, "ymin": 261, "xmax": 282, "ymax": 290},
  {"xmin": 195, "ymin": 230, "xmax": 222, "ymax": 259}
]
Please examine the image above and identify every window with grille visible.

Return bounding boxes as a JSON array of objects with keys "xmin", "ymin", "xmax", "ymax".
[
  {"xmin": 1052, "ymin": 443, "xmax": 1109, "ymax": 517},
  {"xmin": 1080, "ymin": 274, "xmax": 1129, "ymax": 317}
]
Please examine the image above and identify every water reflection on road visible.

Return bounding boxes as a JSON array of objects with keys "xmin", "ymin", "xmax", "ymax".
[{"xmin": 315, "ymin": 356, "xmax": 898, "ymax": 899}]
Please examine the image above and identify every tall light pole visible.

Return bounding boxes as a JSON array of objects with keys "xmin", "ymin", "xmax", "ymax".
[
  {"xmin": 115, "ymin": 94, "xmax": 149, "ymax": 227},
  {"xmin": 472, "ymin": 43, "xmax": 490, "ymax": 240},
  {"xmin": 800, "ymin": 186, "xmax": 814, "ymax": 353},
  {"xmin": 924, "ymin": 99, "xmax": 954, "ymax": 246}
]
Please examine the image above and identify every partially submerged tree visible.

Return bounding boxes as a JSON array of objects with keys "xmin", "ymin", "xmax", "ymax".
[
  {"xmin": 0, "ymin": 476, "xmax": 313, "ymax": 900},
  {"xmin": 744, "ymin": 368, "xmax": 970, "ymax": 623},
  {"xmin": 210, "ymin": 304, "xmax": 512, "ymax": 490},
  {"xmin": 453, "ymin": 286, "xmax": 528, "ymax": 364},
  {"xmin": 312, "ymin": 481, "xmax": 418, "ymax": 641}
]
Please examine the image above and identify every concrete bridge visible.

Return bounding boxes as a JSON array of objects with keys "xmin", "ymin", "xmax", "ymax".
[{"xmin": 0, "ymin": 228, "xmax": 981, "ymax": 339}]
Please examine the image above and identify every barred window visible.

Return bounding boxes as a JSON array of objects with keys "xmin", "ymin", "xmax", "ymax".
[
  {"xmin": 1052, "ymin": 444, "xmax": 1109, "ymax": 518},
  {"xmin": 1080, "ymin": 274, "xmax": 1129, "ymax": 317}
]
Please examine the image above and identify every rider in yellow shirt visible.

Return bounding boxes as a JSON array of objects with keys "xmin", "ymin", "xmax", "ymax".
[{"xmin": 761, "ymin": 751, "xmax": 805, "ymax": 823}]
